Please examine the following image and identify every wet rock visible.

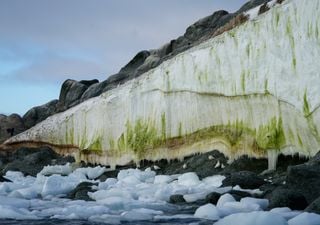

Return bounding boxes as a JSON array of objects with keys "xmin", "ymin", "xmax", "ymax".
[
  {"xmin": 0, "ymin": 176, "xmax": 11, "ymax": 182},
  {"xmin": 2, "ymin": 147, "xmax": 74, "ymax": 176},
  {"xmin": 23, "ymin": 99, "xmax": 58, "ymax": 129},
  {"xmin": 169, "ymin": 194, "xmax": 186, "ymax": 204},
  {"xmin": 305, "ymin": 196, "xmax": 320, "ymax": 214},
  {"xmin": 223, "ymin": 156, "xmax": 267, "ymax": 173},
  {"xmin": 222, "ymin": 171, "xmax": 266, "ymax": 189},
  {"xmin": 286, "ymin": 163, "xmax": 320, "ymax": 203},
  {"xmin": 161, "ymin": 150, "xmax": 228, "ymax": 178},
  {"xmin": 268, "ymin": 187, "xmax": 308, "ymax": 210},
  {"xmin": 67, "ymin": 182, "xmax": 96, "ymax": 201},
  {"xmin": 0, "ymin": 113, "xmax": 26, "ymax": 143},
  {"xmin": 228, "ymin": 190, "xmax": 253, "ymax": 201},
  {"xmin": 205, "ymin": 192, "xmax": 221, "ymax": 204}
]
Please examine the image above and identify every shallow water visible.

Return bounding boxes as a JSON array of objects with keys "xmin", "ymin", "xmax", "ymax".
[{"xmin": 0, "ymin": 218, "xmax": 212, "ymax": 225}]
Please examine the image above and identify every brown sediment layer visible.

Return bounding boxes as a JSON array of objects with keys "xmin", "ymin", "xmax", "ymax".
[{"xmin": 0, "ymin": 140, "xmax": 77, "ymax": 157}]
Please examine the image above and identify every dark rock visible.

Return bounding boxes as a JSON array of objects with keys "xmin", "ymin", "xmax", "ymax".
[
  {"xmin": 117, "ymin": 50, "xmax": 151, "ymax": 78},
  {"xmin": 23, "ymin": 99, "xmax": 58, "ymax": 129},
  {"xmin": 0, "ymin": 114, "xmax": 26, "ymax": 143},
  {"xmin": 237, "ymin": 0, "xmax": 271, "ymax": 13},
  {"xmin": 161, "ymin": 150, "xmax": 228, "ymax": 179},
  {"xmin": 79, "ymin": 79, "xmax": 99, "ymax": 86},
  {"xmin": 2, "ymin": 147, "xmax": 74, "ymax": 177},
  {"xmin": 57, "ymin": 79, "xmax": 91, "ymax": 111},
  {"xmin": 67, "ymin": 182, "xmax": 96, "ymax": 201},
  {"xmin": 306, "ymin": 197, "xmax": 320, "ymax": 214},
  {"xmin": 0, "ymin": 176, "xmax": 11, "ymax": 182},
  {"xmin": 223, "ymin": 156, "xmax": 267, "ymax": 173},
  {"xmin": 306, "ymin": 151, "xmax": 320, "ymax": 166},
  {"xmin": 97, "ymin": 169, "xmax": 119, "ymax": 181},
  {"xmin": 276, "ymin": 154, "xmax": 308, "ymax": 172},
  {"xmin": 205, "ymin": 192, "xmax": 221, "ymax": 204},
  {"xmin": 228, "ymin": 190, "xmax": 253, "ymax": 201},
  {"xmin": 268, "ymin": 188, "xmax": 308, "ymax": 210},
  {"xmin": 169, "ymin": 194, "xmax": 186, "ymax": 204},
  {"xmin": 80, "ymin": 80, "xmax": 112, "ymax": 102},
  {"xmin": 222, "ymin": 171, "xmax": 266, "ymax": 189},
  {"xmin": 286, "ymin": 162, "xmax": 320, "ymax": 203}
]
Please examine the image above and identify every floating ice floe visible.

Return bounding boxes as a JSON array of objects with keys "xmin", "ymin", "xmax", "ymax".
[{"xmin": 0, "ymin": 163, "xmax": 317, "ymax": 224}]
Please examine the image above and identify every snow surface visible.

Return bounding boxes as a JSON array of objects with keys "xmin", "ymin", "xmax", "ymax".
[{"xmin": 0, "ymin": 164, "xmax": 318, "ymax": 224}]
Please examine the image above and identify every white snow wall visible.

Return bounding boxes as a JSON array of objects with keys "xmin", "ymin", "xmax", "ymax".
[{"xmin": 5, "ymin": 0, "xmax": 320, "ymax": 169}]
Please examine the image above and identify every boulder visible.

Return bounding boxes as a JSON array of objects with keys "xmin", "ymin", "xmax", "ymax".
[
  {"xmin": 169, "ymin": 194, "xmax": 186, "ymax": 204},
  {"xmin": 23, "ymin": 99, "xmax": 58, "ymax": 129},
  {"xmin": 0, "ymin": 114, "xmax": 26, "ymax": 143},
  {"xmin": 205, "ymin": 192, "xmax": 221, "ymax": 204},
  {"xmin": 305, "ymin": 197, "xmax": 320, "ymax": 214},
  {"xmin": 2, "ymin": 147, "xmax": 74, "ymax": 176},
  {"xmin": 57, "ymin": 79, "xmax": 98, "ymax": 111},
  {"xmin": 67, "ymin": 182, "xmax": 96, "ymax": 201},
  {"xmin": 286, "ymin": 163, "xmax": 320, "ymax": 203},
  {"xmin": 228, "ymin": 190, "xmax": 253, "ymax": 201},
  {"xmin": 0, "ymin": 176, "xmax": 11, "ymax": 182},
  {"xmin": 222, "ymin": 171, "xmax": 266, "ymax": 189},
  {"xmin": 223, "ymin": 156, "xmax": 267, "ymax": 173},
  {"xmin": 268, "ymin": 187, "xmax": 308, "ymax": 210}
]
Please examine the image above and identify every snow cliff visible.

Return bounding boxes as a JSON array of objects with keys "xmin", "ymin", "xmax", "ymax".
[{"xmin": 4, "ymin": 0, "xmax": 320, "ymax": 169}]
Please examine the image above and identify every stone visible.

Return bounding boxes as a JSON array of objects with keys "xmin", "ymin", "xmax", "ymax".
[
  {"xmin": 57, "ymin": 79, "xmax": 97, "ymax": 111},
  {"xmin": 23, "ymin": 99, "xmax": 58, "ymax": 129},
  {"xmin": 268, "ymin": 188, "xmax": 308, "ymax": 210},
  {"xmin": 222, "ymin": 171, "xmax": 266, "ymax": 189},
  {"xmin": 223, "ymin": 155, "xmax": 267, "ymax": 173},
  {"xmin": 205, "ymin": 192, "xmax": 221, "ymax": 204},
  {"xmin": 0, "ymin": 114, "xmax": 26, "ymax": 143},
  {"xmin": 161, "ymin": 150, "xmax": 228, "ymax": 179},
  {"xmin": 286, "ymin": 163, "xmax": 320, "ymax": 203},
  {"xmin": 0, "ymin": 176, "xmax": 11, "ymax": 182},
  {"xmin": 228, "ymin": 190, "xmax": 253, "ymax": 201},
  {"xmin": 2, "ymin": 147, "xmax": 74, "ymax": 177},
  {"xmin": 169, "ymin": 194, "xmax": 186, "ymax": 204},
  {"xmin": 67, "ymin": 182, "xmax": 96, "ymax": 201},
  {"xmin": 305, "ymin": 197, "xmax": 320, "ymax": 214}
]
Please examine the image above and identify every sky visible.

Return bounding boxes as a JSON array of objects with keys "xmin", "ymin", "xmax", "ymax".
[{"xmin": 0, "ymin": 0, "xmax": 247, "ymax": 116}]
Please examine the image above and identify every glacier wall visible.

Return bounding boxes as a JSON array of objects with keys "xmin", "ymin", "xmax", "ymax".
[{"xmin": 4, "ymin": 0, "xmax": 320, "ymax": 169}]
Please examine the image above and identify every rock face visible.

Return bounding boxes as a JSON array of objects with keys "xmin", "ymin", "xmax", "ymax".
[
  {"xmin": 222, "ymin": 171, "xmax": 266, "ymax": 189},
  {"xmin": 23, "ymin": 100, "xmax": 59, "ymax": 129},
  {"xmin": 0, "ymin": 147, "xmax": 75, "ymax": 176},
  {"xmin": 22, "ymin": 79, "xmax": 99, "ymax": 129},
  {"xmin": 3, "ymin": 0, "xmax": 320, "ymax": 170},
  {"xmin": 0, "ymin": 114, "xmax": 25, "ymax": 143},
  {"xmin": 57, "ymin": 79, "xmax": 99, "ymax": 112}
]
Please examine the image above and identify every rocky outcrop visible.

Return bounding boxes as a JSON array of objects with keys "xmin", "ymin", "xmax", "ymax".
[
  {"xmin": 0, "ymin": 114, "xmax": 25, "ymax": 143},
  {"xmin": 57, "ymin": 79, "xmax": 99, "ymax": 111},
  {"xmin": 23, "ymin": 100, "xmax": 59, "ymax": 129},
  {"xmin": 0, "ymin": 147, "xmax": 74, "ymax": 176},
  {"xmin": 21, "ymin": 79, "xmax": 99, "ymax": 130},
  {"xmin": 222, "ymin": 171, "xmax": 266, "ymax": 189}
]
